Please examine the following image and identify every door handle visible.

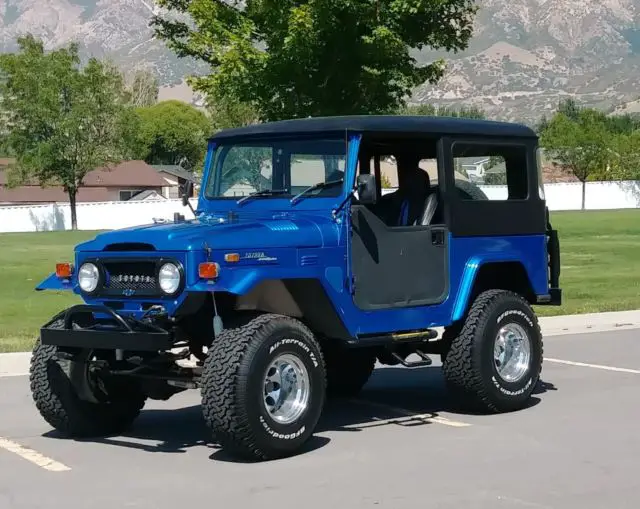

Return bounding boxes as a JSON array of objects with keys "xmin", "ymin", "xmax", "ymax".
[{"xmin": 431, "ymin": 230, "xmax": 445, "ymax": 246}]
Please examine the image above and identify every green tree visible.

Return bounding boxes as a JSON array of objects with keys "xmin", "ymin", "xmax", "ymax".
[
  {"xmin": 380, "ymin": 173, "xmax": 393, "ymax": 188},
  {"xmin": 208, "ymin": 95, "xmax": 261, "ymax": 131},
  {"xmin": 152, "ymin": 0, "xmax": 478, "ymax": 121},
  {"xmin": 540, "ymin": 109, "xmax": 613, "ymax": 210},
  {"xmin": 537, "ymin": 98, "xmax": 582, "ymax": 134},
  {"xmin": 399, "ymin": 103, "xmax": 486, "ymax": 119},
  {"xmin": 126, "ymin": 69, "xmax": 159, "ymax": 107},
  {"xmin": 604, "ymin": 113, "xmax": 640, "ymax": 135},
  {"xmin": 608, "ymin": 131, "xmax": 640, "ymax": 181},
  {"xmin": 0, "ymin": 35, "xmax": 132, "ymax": 229},
  {"xmin": 557, "ymin": 97, "xmax": 582, "ymax": 121},
  {"xmin": 135, "ymin": 100, "xmax": 212, "ymax": 171}
]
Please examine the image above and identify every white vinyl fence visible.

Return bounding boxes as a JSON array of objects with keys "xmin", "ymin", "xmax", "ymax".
[
  {"xmin": 0, "ymin": 199, "xmax": 197, "ymax": 233},
  {"xmin": 0, "ymin": 181, "xmax": 639, "ymax": 234}
]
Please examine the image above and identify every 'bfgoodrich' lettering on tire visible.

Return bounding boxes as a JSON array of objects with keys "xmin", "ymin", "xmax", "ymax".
[
  {"xmin": 497, "ymin": 309, "xmax": 533, "ymax": 327},
  {"xmin": 491, "ymin": 375, "xmax": 533, "ymax": 396},
  {"xmin": 259, "ymin": 416, "xmax": 306, "ymax": 440},
  {"xmin": 442, "ymin": 290, "xmax": 543, "ymax": 413},
  {"xmin": 201, "ymin": 313, "xmax": 326, "ymax": 461}
]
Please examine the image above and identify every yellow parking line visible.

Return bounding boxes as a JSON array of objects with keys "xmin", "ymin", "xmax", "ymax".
[
  {"xmin": 546, "ymin": 357, "xmax": 640, "ymax": 374},
  {"xmin": 348, "ymin": 399, "xmax": 472, "ymax": 428},
  {"xmin": 0, "ymin": 437, "xmax": 71, "ymax": 472}
]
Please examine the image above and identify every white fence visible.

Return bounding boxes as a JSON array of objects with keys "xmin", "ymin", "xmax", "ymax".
[
  {"xmin": 0, "ymin": 198, "xmax": 197, "ymax": 233},
  {"xmin": 0, "ymin": 181, "xmax": 639, "ymax": 233}
]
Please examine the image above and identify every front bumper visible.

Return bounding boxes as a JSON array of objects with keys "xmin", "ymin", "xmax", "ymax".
[{"xmin": 40, "ymin": 305, "xmax": 174, "ymax": 351}]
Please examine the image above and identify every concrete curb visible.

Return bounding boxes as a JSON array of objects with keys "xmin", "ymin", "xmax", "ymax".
[
  {"xmin": 0, "ymin": 352, "xmax": 32, "ymax": 378},
  {"xmin": 2, "ymin": 310, "xmax": 640, "ymax": 377}
]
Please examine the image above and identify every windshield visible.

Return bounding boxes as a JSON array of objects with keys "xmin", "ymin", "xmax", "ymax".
[{"xmin": 204, "ymin": 137, "xmax": 347, "ymax": 201}]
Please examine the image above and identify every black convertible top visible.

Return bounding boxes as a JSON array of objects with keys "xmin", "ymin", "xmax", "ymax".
[{"xmin": 209, "ymin": 115, "xmax": 537, "ymax": 141}]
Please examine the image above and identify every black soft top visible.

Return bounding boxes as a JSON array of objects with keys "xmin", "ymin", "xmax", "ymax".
[{"xmin": 209, "ymin": 115, "xmax": 537, "ymax": 142}]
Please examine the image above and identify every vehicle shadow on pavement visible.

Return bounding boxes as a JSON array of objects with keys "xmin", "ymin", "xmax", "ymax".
[
  {"xmin": 318, "ymin": 366, "xmax": 557, "ymax": 433},
  {"xmin": 42, "ymin": 366, "xmax": 556, "ymax": 462}
]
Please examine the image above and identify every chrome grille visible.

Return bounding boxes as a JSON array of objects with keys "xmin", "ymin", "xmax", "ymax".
[
  {"xmin": 101, "ymin": 260, "xmax": 159, "ymax": 297},
  {"xmin": 108, "ymin": 274, "xmax": 157, "ymax": 292}
]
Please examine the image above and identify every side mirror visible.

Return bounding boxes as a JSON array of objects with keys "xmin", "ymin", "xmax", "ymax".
[
  {"xmin": 356, "ymin": 174, "xmax": 377, "ymax": 204},
  {"xmin": 181, "ymin": 181, "xmax": 194, "ymax": 207}
]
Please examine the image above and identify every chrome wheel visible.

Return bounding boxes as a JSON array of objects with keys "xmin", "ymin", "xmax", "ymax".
[
  {"xmin": 263, "ymin": 352, "xmax": 310, "ymax": 425},
  {"xmin": 493, "ymin": 323, "xmax": 531, "ymax": 383}
]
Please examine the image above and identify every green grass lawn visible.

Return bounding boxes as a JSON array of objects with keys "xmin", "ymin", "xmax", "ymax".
[
  {"xmin": 1, "ymin": 209, "xmax": 639, "ymax": 352},
  {"xmin": 534, "ymin": 209, "xmax": 640, "ymax": 317},
  {"xmin": 0, "ymin": 230, "xmax": 95, "ymax": 353}
]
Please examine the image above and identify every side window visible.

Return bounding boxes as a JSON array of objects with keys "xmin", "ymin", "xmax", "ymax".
[
  {"xmin": 378, "ymin": 156, "xmax": 396, "ymax": 194},
  {"xmin": 452, "ymin": 143, "xmax": 528, "ymax": 201}
]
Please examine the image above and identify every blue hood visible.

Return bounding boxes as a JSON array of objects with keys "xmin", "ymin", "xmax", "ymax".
[{"xmin": 76, "ymin": 215, "xmax": 335, "ymax": 252}]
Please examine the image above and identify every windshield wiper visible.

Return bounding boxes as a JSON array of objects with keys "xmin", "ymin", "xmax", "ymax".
[
  {"xmin": 290, "ymin": 179, "xmax": 344, "ymax": 205},
  {"xmin": 237, "ymin": 189, "xmax": 288, "ymax": 205}
]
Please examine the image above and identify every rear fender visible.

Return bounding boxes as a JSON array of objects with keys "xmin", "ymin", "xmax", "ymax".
[
  {"xmin": 36, "ymin": 272, "xmax": 74, "ymax": 292},
  {"xmin": 451, "ymin": 256, "xmax": 537, "ymax": 322}
]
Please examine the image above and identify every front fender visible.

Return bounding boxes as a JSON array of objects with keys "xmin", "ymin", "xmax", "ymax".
[
  {"xmin": 188, "ymin": 268, "xmax": 301, "ymax": 295},
  {"xmin": 36, "ymin": 272, "xmax": 74, "ymax": 292}
]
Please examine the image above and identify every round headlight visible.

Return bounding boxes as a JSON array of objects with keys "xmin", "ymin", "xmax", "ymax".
[
  {"xmin": 78, "ymin": 263, "xmax": 99, "ymax": 293},
  {"xmin": 158, "ymin": 263, "xmax": 181, "ymax": 294}
]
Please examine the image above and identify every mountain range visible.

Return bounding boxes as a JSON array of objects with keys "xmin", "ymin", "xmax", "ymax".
[{"xmin": 1, "ymin": 0, "xmax": 639, "ymax": 123}]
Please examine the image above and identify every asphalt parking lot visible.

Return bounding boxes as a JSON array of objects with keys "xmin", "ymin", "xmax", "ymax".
[{"xmin": 1, "ymin": 328, "xmax": 639, "ymax": 509}]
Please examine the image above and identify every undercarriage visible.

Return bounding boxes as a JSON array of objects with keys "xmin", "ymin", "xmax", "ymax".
[
  {"xmin": 40, "ymin": 303, "xmax": 450, "ymax": 401},
  {"xmin": 33, "ymin": 290, "xmax": 544, "ymax": 461}
]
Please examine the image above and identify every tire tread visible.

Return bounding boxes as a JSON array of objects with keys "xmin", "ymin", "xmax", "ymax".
[
  {"xmin": 201, "ymin": 313, "xmax": 325, "ymax": 460},
  {"xmin": 442, "ymin": 289, "xmax": 543, "ymax": 412},
  {"xmin": 29, "ymin": 320, "xmax": 145, "ymax": 437}
]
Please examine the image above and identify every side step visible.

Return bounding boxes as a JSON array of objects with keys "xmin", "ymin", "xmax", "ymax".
[
  {"xmin": 390, "ymin": 349, "xmax": 433, "ymax": 368},
  {"xmin": 349, "ymin": 328, "xmax": 439, "ymax": 347}
]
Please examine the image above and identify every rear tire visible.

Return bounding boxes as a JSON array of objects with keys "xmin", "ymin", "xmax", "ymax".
[
  {"xmin": 29, "ymin": 322, "xmax": 146, "ymax": 437},
  {"xmin": 201, "ymin": 313, "xmax": 326, "ymax": 461},
  {"xmin": 442, "ymin": 290, "xmax": 543, "ymax": 413}
]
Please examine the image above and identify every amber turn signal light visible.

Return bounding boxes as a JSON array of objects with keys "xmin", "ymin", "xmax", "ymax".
[
  {"xmin": 198, "ymin": 262, "xmax": 220, "ymax": 279},
  {"xmin": 55, "ymin": 263, "xmax": 73, "ymax": 278},
  {"xmin": 224, "ymin": 253, "xmax": 240, "ymax": 263}
]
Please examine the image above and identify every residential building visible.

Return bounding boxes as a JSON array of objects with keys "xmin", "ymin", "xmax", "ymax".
[{"xmin": 0, "ymin": 160, "xmax": 172, "ymax": 205}]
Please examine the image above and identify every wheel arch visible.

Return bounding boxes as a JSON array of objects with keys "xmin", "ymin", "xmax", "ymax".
[
  {"xmin": 451, "ymin": 259, "xmax": 536, "ymax": 324},
  {"xmin": 179, "ymin": 278, "xmax": 352, "ymax": 342}
]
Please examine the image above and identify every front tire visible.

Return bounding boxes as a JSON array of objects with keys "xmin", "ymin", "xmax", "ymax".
[
  {"xmin": 201, "ymin": 313, "xmax": 326, "ymax": 461},
  {"xmin": 442, "ymin": 290, "xmax": 543, "ymax": 413},
  {"xmin": 29, "ymin": 323, "xmax": 146, "ymax": 437}
]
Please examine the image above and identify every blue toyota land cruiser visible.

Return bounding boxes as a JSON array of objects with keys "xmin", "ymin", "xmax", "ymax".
[{"xmin": 31, "ymin": 115, "xmax": 561, "ymax": 461}]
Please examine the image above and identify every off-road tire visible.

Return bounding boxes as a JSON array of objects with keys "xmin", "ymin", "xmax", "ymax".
[
  {"xmin": 323, "ymin": 343, "xmax": 376, "ymax": 398},
  {"xmin": 29, "ymin": 321, "xmax": 146, "ymax": 437},
  {"xmin": 201, "ymin": 313, "xmax": 326, "ymax": 461},
  {"xmin": 455, "ymin": 179, "xmax": 489, "ymax": 201},
  {"xmin": 442, "ymin": 290, "xmax": 543, "ymax": 413}
]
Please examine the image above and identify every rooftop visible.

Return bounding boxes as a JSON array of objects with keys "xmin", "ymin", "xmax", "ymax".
[
  {"xmin": 0, "ymin": 160, "xmax": 167, "ymax": 188},
  {"xmin": 152, "ymin": 165, "xmax": 199, "ymax": 183},
  {"xmin": 209, "ymin": 115, "xmax": 538, "ymax": 142}
]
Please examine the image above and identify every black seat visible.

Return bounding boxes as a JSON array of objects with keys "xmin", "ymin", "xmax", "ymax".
[
  {"xmin": 418, "ymin": 191, "xmax": 439, "ymax": 226},
  {"xmin": 384, "ymin": 167, "xmax": 438, "ymax": 226}
]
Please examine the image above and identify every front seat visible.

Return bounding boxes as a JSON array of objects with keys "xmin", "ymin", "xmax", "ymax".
[
  {"xmin": 397, "ymin": 168, "xmax": 440, "ymax": 226},
  {"xmin": 418, "ymin": 191, "xmax": 439, "ymax": 226}
]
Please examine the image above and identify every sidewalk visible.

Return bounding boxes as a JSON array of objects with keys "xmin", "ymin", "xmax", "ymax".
[{"xmin": 2, "ymin": 310, "xmax": 640, "ymax": 377}]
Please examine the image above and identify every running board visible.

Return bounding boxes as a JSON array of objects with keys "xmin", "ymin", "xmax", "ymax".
[{"xmin": 346, "ymin": 329, "xmax": 439, "ymax": 348}]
